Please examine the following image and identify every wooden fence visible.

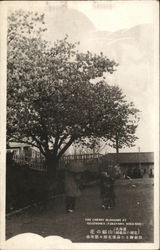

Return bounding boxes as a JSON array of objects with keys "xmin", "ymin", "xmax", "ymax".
[
  {"xmin": 13, "ymin": 153, "xmax": 47, "ymax": 171},
  {"xmin": 11, "ymin": 152, "xmax": 101, "ymax": 172},
  {"xmin": 62, "ymin": 153, "xmax": 101, "ymax": 162}
]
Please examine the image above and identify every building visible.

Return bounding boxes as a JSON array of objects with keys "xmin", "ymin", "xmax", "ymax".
[
  {"xmin": 7, "ymin": 142, "xmax": 42, "ymax": 159},
  {"xmin": 7, "ymin": 142, "xmax": 46, "ymax": 171},
  {"xmin": 101, "ymin": 152, "xmax": 154, "ymax": 178}
]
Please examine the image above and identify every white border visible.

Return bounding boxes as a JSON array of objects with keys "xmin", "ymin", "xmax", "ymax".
[{"xmin": 0, "ymin": 1, "xmax": 159, "ymax": 250}]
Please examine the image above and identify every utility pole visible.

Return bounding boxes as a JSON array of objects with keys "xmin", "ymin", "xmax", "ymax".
[
  {"xmin": 116, "ymin": 136, "xmax": 119, "ymax": 164},
  {"xmin": 138, "ymin": 146, "xmax": 141, "ymax": 169},
  {"xmin": 74, "ymin": 146, "xmax": 77, "ymax": 156}
]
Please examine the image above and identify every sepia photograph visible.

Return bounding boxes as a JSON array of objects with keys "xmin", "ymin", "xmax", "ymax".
[{"xmin": 0, "ymin": 1, "xmax": 159, "ymax": 249}]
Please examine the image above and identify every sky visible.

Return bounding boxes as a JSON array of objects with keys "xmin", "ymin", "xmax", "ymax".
[
  {"xmin": 67, "ymin": 1, "xmax": 155, "ymax": 31},
  {"xmin": 44, "ymin": 1, "xmax": 158, "ymax": 153},
  {"xmin": 5, "ymin": 1, "xmax": 159, "ymax": 153}
]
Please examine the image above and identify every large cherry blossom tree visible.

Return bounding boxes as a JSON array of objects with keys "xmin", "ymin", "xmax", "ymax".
[{"xmin": 7, "ymin": 10, "xmax": 139, "ymax": 178}]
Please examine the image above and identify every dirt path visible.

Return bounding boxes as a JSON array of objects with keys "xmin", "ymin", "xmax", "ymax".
[{"xmin": 6, "ymin": 178, "xmax": 154, "ymax": 243}]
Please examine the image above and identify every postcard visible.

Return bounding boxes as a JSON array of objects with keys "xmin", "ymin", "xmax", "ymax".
[{"xmin": 0, "ymin": 1, "xmax": 159, "ymax": 249}]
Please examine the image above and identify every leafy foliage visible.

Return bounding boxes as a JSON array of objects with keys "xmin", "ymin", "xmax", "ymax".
[
  {"xmin": 7, "ymin": 10, "xmax": 140, "ymax": 172},
  {"xmin": 74, "ymin": 82, "xmax": 140, "ymax": 152}
]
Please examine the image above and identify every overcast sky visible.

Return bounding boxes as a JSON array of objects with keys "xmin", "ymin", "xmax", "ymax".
[
  {"xmin": 67, "ymin": 1, "xmax": 155, "ymax": 31},
  {"xmin": 45, "ymin": 1, "xmax": 158, "ymax": 153}
]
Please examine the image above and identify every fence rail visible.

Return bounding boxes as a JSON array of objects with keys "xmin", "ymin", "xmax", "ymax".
[
  {"xmin": 13, "ymin": 154, "xmax": 47, "ymax": 171},
  {"xmin": 61, "ymin": 153, "xmax": 101, "ymax": 161},
  {"xmin": 9, "ymin": 151, "xmax": 101, "ymax": 172}
]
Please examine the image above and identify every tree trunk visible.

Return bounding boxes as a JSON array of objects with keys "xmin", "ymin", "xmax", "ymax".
[
  {"xmin": 46, "ymin": 154, "xmax": 59, "ymax": 197},
  {"xmin": 46, "ymin": 156, "xmax": 58, "ymax": 177}
]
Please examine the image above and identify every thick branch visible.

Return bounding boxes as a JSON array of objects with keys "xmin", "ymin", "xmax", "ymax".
[
  {"xmin": 52, "ymin": 134, "xmax": 60, "ymax": 155},
  {"xmin": 31, "ymin": 134, "xmax": 46, "ymax": 157},
  {"xmin": 57, "ymin": 137, "xmax": 74, "ymax": 160},
  {"xmin": 58, "ymin": 134, "xmax": 68, "ymax": 149}
]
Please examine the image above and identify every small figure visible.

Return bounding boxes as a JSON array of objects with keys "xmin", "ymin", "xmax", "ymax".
[
  {"xmin": 100, "ymin": 171, "xmax": 115, "ymax": 209},
  {"xmin": 149, "ymin": 169, "xmax": 154, "ymax": 178},
  {"xmin": 64, "ymin": 168, "xmax": 81, "ymax": 213}
]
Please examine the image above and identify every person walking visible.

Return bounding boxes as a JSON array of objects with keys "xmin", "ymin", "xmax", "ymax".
[{"xmin": 64, "ymin": 166, "xmax": 81, "ymax": 213}]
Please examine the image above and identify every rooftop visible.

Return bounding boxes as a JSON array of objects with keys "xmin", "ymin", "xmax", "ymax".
[{"xmin": 102, "ymin": 152, "xmax": 154, "ymax": 164}]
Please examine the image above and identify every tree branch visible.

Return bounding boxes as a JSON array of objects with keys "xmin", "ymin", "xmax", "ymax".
[
  {"xmin": 57, "ymin": 137, "xmax": 74, "ymax": 160},
  {"xmin": 52, "ymin": 133, "xmax": 60, "ymax": 155},
  {"xmin": 58, "ymin": 134, "xmax": 68, "ymax": 149},
  {"xmin": 30, "ymin": 134, "xmax": 46, "ymax": 157}
]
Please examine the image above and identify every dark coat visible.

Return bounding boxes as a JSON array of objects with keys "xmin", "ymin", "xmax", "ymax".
[
  {"xmin": 65, "ymin": 170, "xmax": 81, "ymax": 197},
  {"xmin": 100, "ymin": 174, "xmax": 115, "ymax": 198}
]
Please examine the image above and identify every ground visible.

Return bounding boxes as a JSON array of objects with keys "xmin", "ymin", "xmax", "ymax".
[{"xmin": 6, "ymin": 178, "xmax": 154, "ymax": 243}]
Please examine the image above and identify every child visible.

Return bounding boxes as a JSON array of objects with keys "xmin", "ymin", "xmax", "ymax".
[
  {"xmin": 100, "ymin": 171, "xmax": 115, "ymax": 209},
  {"xmin": 64, "ymin": 169, "xmax": 81, "ymax": 213}
]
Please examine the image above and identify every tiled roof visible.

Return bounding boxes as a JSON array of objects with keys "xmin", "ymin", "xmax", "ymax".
[{"xmin": 102, "ymin": 152, "xmax": 154, "ymax": 164}]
